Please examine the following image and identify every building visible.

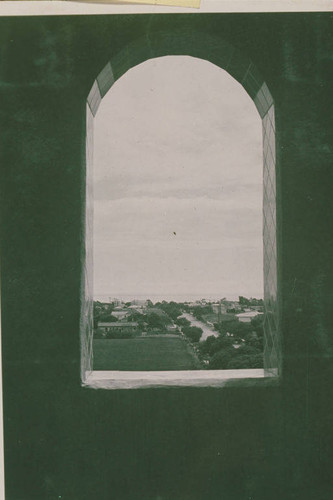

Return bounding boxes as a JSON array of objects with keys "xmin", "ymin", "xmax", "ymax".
[
  {"xmin": 166, "ymin": 325, "xmax": 179, "ymax": 333},
  {"xmin": 236, "ymin": 311, "xmax": 264, "ymax": 323},
  {"xmin": 131, "ymin": 299, "xmax": 148, "ymax": 306},
  {"xmin": 98, "ymin": 322, "xmax": 139, "ymax": 334},
  {"xmin": 109, "ymin": 297, "xmax": 124, "ymax": 307},
  {"xmin": 212, "ymin": 303, "xmax": 227, "ymax": 315},
  {"xmin": 111, "ymin": 310, "xmax": 130, "ymax": 321}
]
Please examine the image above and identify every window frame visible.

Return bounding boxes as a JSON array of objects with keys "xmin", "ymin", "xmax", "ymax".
[{"xmin": 81, "ymin": 38, "xmax": 280, "ymax": 389}]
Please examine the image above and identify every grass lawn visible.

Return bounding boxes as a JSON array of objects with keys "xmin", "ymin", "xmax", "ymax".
[{"xmin": 93, "ymin": 335, "xmax": 202, "ymax": 371}]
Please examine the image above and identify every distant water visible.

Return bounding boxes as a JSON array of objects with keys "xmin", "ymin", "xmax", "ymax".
[{"xmin": 94, "ymin": 292, "xmax": 263, "ymax": 304}]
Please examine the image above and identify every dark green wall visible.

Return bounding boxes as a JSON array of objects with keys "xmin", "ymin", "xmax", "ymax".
[{"xmin": 0, "ymin": 13, "xmax": 332, "ymax": 500}]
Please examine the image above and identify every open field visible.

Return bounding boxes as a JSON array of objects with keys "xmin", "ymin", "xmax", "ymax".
[{"xmin": 93, "ymin": 335, "xmax": 202, "ymax": 371}]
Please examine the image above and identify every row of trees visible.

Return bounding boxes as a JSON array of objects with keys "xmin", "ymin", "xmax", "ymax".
[
  {"xmin": 239, "ymin": 296, "xmax": 264, "ymax": 306},
  {"xmin": 213, "ymin": 315, "xmax": 264, "ymax": 350},
  {"xmin": 192, "ymin": 304, "xmax": 213, "ymax": 321},
  {"xmin": 174, "ymin": 316, "xmax": 203, "ymax": 342},
  {"xmin": 97, "ymin": 329, "xmax": 137, "ymax": 340},
  {"xmin": 155, "ymin": 301, "xmax": 187, "ymax": 321}
]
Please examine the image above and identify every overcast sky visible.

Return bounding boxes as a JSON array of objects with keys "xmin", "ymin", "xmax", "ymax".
[{"xmin": 93, "ymin": 56, "xmax": 263, "ymax": 301}]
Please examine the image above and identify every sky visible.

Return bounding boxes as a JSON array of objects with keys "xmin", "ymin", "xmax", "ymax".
[{"xmin": 93, "ymin": 56, "xmax": 263, "ymax": 301}]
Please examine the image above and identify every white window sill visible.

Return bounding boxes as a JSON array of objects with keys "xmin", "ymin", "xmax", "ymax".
[{"xmin": 83, "ymin": 368, "xmax": 278, "ymax": 390}]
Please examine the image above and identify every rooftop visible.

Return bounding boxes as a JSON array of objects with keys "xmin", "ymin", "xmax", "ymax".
[{"xmin": 236, "ymin": 311, "xmax": 264, "ymax": 318}]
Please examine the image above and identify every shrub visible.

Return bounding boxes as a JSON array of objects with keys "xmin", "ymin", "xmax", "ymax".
[
  {"xmin": 182, "ymin": 326, "xmax": 203, "ymax": 343},
  {"xmin": 209, "ymin": 347, "xmax": 235, "ymax": 369},
  {"xmin": 199, "ymin": 335, "xmax": 234, "ymax": 357},
  {"xmin": 227, "ymin": 353, "xmax": 263, "ymax": 369},
  {"xmin": 235, "ymin": 344, "xmax": 261, "ymax": 356},
  {"xmin": 176, "ymin": 317, "xmax": 191, "ymax": 328}
]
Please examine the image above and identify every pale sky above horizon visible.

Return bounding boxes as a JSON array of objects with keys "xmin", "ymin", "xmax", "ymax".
[{"xmin": 93, "ymin": 56, "xmax": 263, "ymax": 300}]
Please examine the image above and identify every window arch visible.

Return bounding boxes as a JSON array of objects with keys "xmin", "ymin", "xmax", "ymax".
[{"xmin": 81, "ymin": 34, "xmax": 279, "ymax": 386}]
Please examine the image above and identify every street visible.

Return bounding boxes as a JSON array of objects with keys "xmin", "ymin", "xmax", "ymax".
[{"xmin": 180, "ymin": 312, "xmax": 219, "ymax": 341}]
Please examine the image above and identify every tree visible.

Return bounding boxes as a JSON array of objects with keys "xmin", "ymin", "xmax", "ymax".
[
  {"xmin": 93, "ymin": 301, "xmax": 115, "ymax": 328},
  {"xmin": 199, "ymin": 335, "xmax": 234, "ymax": 356},
  {"xmin": 251, "ymin": 315, "xmax": 264, "ymax": 338},
  {"xmin": 235, "ymin": 344, "xmax": 261, "ymax": 356},
  {"xmin": 198, "ymin": 335, "xmax": 217, "ymax": 355},
  {"xmin": 175, "ymin": 317, "xmax": 191, "ymax": 328},
  {"xmin": 192, "ymin": 304, "xmax": 212, "ymax": 320},
  {"xmin": 209, "ymin": 348, "xmax": 235, "ymax": 369},
  {"xmin": 98, "ymin": 313, "xmax": 118, "ymax": 323},
  {"xmin": 157, "ymin": 301, "xmax": 183, "ymax": 321},
  {"xmin": 146, "ymin": 312, "xmax": 169, "ymax": 330},
  {"xmin": 239, "ymin": 296, "xmax": 250, "ymax": 306},
  {"xmin": 215, "ymin": 319, "xmax": 253, "ymax": 340},
  {"xmin": 246, "ymin": 333, "xmax": 263, "ymax": 350},
  {"xmin": 182, "ymin": 326, "xmax": 203, "ymax": 343},
  {"xmin": 94, "ymin": 327, "xmax": 106, "ymax": 339},
  {"xmin": 227, "ymin": 353, "xmax": 263, "ymax": 369}
]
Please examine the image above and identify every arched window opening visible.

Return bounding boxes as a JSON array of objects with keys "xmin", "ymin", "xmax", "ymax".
[{"xmin": 82, "ymin": 52, "xmax": 278, "ymax": 388}]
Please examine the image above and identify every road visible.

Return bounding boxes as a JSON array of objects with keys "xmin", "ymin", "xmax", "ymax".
[{"xmin": 180, "ymin": 312, "xmax": 219, "ymax": 342}]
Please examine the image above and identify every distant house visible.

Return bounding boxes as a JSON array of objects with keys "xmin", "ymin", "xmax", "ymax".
[
  {"xmin": 111, "ymin": 310, "xmax": 130, "ymax": 321},
  {"xmin": 227, "ymin": 301, "xmax": 242, "ymax": 311},
  {"xmin": 212, "ymin": 303, "xmax": 227, "ymax": 314},
  {"xmin": 98, "ymin": 321, "xmax": 139, "ymax": 334},
  {"xmin": 166, "ymin": 325, "xmax": 179, "ymax": 333},
  {"xmin": 127, "ymin": 305, "xmax": 144, "ymax": 314},
  {"xmin": 109, "ymin": 298, "xmax": 124, "ymax": 307},
  {"xmin": 236, "ymin": 311, "xmax": 264, "ymax": 323},
  {"xmin": 131, "ymin": 299, "xmax": 148, "ymax": 306}
]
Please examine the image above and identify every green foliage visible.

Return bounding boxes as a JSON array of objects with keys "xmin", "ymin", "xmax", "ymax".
[
  {"xmin": 209, "ymin": 348, "xmax": 235, "ymax": 369},
  {"xmin": 209, "ymin": 346, "xmax": 263, "ymax": 370},
  {"xmin": 198, "ymin": 335, "xmax": 217, "ymax": 355},
  {"xmin": 201, "ymin": 314, "xmax": 264, "ymax": 370},
  {"xmin": 93, "ymin": 301, "xmax": 115, "ymax": 328},
  {"xmin": 94, "ymin": 326, "xmax": 137, "ymax": 340},
  {"xmin": 106, "ymin": 330, "xmax": 136, "ymax": 339},
  {"xmin": 156, "ymin": 301, "xmax": 183, "ymax": 321},
  {"xmin": 175, "ymin": 317, "xmax": 191, "ymax": 328},
  {"xmin": 239, "ymin": 296, "xmax": 264, "ymax": 306},
  {"xmin": 251, "ymin": 315, "xmax": 264, "ymax": 337},
  {"xmin": 235, "ymin": 344, "xmax": 261, "ymax": 356},
  {"xmin": 227, "ymin": 353, "xmax": 263, "ymax": 369},
  {"xmin": 192, "ymin": 304, "xmax": 212, "ymax": 320},
  {"xmin": 239, "ymin": 296, "xmax": 250, "ymax": 306},
  {"xmin": 146, "ymin": 312, "xmax": 170, "ymax": 329},
  {"xmin": 182, "ymin": 326, "xmax": 203, "ymax": 343},
  {"xmin": 127, "ymin": 311, "xmax": 146, "ymax": 329},
  {"xmin": 199, "ymin": 335, "xmax": 234, "ymax": 356},
  {"xmin": 215, "ymin": 319, "xmax": 253, "ymax": 340},
  {"xmin": 246, "ymin": 333, "xmax": 263, "ymax": 350},
  {"xmin": 98, "ymin": 314, "xmax": 118, "ymax": 323},
  {"xmin": 94, "ymin": 328, "xmax": 106, "ymax": 339}
]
